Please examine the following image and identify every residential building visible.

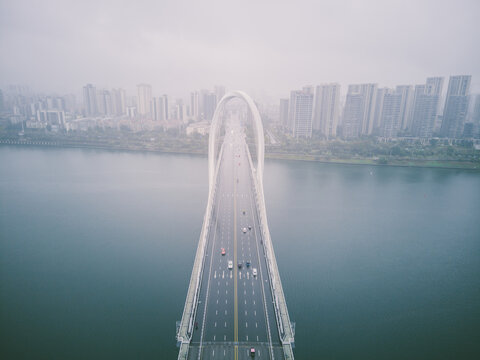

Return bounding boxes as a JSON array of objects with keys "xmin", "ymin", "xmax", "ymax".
[
  {"xmin": 372, "ymin": 87, "xmax": 392, "ymax": 134},
  {"xmin": 381, "ymin": 92, "xmax": 403, "ymax": 138},
  {"xmin": 190, "ymin": 91, "xmax": 200, "ymax": 119},
  {"xmin": 411, "ymin": 77, "xmax": 444, "ymax": 138},
  {"xmin": 472, "ymin": 95, "xmax": 480, "ymax": 138},
  {"xmin": 214, "ymin": 85, "xmax": 226, "ymax": 102},
  {"xmin": 395, "ymin": 85, "xmax": 414, "ymax": 130},
  {"xmin": 312, "ymin": 83, "xmax": 340, "ymax": 138},
  {"xmin": 279, "ymin": 98, "xmax": 289, "ymax": 127},
  {"xmin": 137, "ymin": 84, "xmax": 152, "ymax": 116},
  {"xmin": 200, "ymin": 90, "xmax": 216, "ymax": 121},
  {"xmin": 288, "ymin": 87, "xmax": 314, "ymax": 138},
  {"xmin": 342, "ymin": 83, "xmax": 377, "ymax": 138},
  {"xmin": 111, "ymin": 88, "xmax": 126, "ymax": 116},
  {"xmin": 440, "ymin": 75, "xmax": 471, "ymax": 138},
  {"xmin": 83, "ymin": 84, "xmax": 97, "ymax": 116},
  {"xmin": 152, "ymin": 96, "xmax": 168, "ymax": 121}
]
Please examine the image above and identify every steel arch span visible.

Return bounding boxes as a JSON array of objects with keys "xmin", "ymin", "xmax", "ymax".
[{"xmin": 208, "ymin": 90, "xmax": 265, "ymax": 195}]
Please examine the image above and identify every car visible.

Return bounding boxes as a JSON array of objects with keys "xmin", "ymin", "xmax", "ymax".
[
  {"xmin": 238, "ymin": 262, "xmax": 242, "ymax": 268},
  {"xmin": 243, "ymin": 211, "xmax": 246, "ymax": 215},
  {"xmin": 228, "ymin": 261, "xmax": 233, "ymax": 269},
  {"xmin": 246, "ymin": 261, "xmax": 251, "ymax": 267},
  {"xmin": 221, "ymin": 248, "xmax": 225, "ymax": 255},
  {"xmin": 250, "ymin": 348, "xmax": 255, "ymax": 357},
  {"xmin": 248, "ymin": 225, "xmax": 252, "ymax": 230},
  {"xmin": 252, "ymin": 268, "xmax": 257, "ymax": 276},
  {"xmin": 242, "ymin": 227, "xmax": 247, "ymax": 233}
]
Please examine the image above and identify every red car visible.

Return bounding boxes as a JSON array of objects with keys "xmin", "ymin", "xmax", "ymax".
[{"xmin": 221, "ymin": 248, "xmax": 226, "ymax": 255}]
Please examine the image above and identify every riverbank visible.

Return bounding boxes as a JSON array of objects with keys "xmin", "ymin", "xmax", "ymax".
[
  {"xmin": 265, "ymin": 152, "xmax": 480, "ymax": 170},
  {"xmin": 1, "ymin": 139, "xmax": 479, "ymax": 170}
]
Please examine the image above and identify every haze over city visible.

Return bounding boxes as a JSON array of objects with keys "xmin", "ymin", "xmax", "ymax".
[
  {"xmin": 1, "ymin": 0, "xmax": 479, "ymax": 100},
  {"xmin": 1, "ymin": 1, "xmax": 480, "ymax": 359}
]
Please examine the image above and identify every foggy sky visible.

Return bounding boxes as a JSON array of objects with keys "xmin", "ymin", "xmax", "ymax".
[{"xmin": 1, "ymin": 0, "xmax": 479, "ymax": 101}]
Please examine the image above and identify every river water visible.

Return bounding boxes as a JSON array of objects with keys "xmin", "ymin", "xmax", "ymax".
[{"xmin": 0, "ymin": 146, "xmax": 479, "ymax": 359}]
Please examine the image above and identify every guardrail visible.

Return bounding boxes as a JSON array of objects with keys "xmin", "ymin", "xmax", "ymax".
[
  {"xmin": 176, "ymin": 144, "xmax": 225, "ymax": 360},
  {"xmin": 245, "ymin": 143, "xmax": 295, "ymax": 358}
]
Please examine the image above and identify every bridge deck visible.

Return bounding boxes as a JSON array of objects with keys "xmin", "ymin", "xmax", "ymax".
[{"xmin": 186, "ymin": 125, "xmax": 283, "ymax": 359}]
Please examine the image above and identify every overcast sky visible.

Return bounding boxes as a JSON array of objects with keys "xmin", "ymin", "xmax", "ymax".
[{"xmin": 1, "ymin": 0, "xmax": 479, "ymax": 101}]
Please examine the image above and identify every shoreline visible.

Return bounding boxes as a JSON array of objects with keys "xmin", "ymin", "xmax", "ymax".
[{"xmin": 1, "ymin": 140, "xmax": 479, "ymax": 171}]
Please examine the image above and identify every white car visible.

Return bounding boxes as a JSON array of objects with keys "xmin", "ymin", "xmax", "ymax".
[
  {"xmin": 228, "ymin": 260, "xmax": 233, "ymax": 269},
  {"xmin": 242, "ymin": 227, "xmax": 247, "ymax": 233},
  {"xmin": 252, "ymin": 268, "xmax": 257, "ymax": 276}
]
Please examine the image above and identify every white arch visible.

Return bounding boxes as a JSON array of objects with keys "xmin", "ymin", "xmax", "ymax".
[{"xmin": 208, "ymin": 90, "xmax": 264, "ymax": 193}]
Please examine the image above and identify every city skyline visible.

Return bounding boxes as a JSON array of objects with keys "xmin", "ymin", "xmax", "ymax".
[{"xmin": 2, "ymin": 72, "xmax": 479, "ymax": 139}]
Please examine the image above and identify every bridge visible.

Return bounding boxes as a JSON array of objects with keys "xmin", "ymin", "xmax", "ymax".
[{"xmin": 176, "ymin": 91, "xmax": 295, "ymax": 360}]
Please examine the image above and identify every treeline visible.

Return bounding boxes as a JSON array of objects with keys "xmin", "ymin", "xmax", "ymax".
[{"xmin": 267, "ymin": 128, "xmax": 479, "ymax": 163}]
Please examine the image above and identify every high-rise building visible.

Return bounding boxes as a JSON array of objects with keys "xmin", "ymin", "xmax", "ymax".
[
  {"xmin": 279, "ymin": 98, "xmax": 289, "ymax": 127},
  {"xmin": 342, "ymin": 83, "xmax": 377, "ymax": 138},
  {"xmin": 190, "ymin": 91, "xmax": 200, "ymax": 119},
  {"xmin": 288, "ymin": 87, "xmax": 314, "ymax": 138},
  {"xmin": 0, "ymin": 89, "xmax": 4, "ymax": 112},
  {"xmin": 411, "ymin": 77, "xmax": 444, "ymax": 138},
  {"xmin": 372, "ymin": 87, "xmax": 392, "ymax": 134},
  {"xmin": 381, "ymin": 92, "xmax": 403, "ymax": 138},
  {"xmin": 312, "ymin": 83, "xmax": 340, "ymax": 138},
  {"xmin": 395, "ymin": 85, "xmax": 414, "ymax": 130},
  {"xmin": 472, "ymin": 95, "xmax": 480, "ymax": 138},
  {"xmin": 214, "ymin": 85, "xmax": 226, "ymax": 102},
  {"xmin": 162, "ymin": 94, "xmax": 169, "ymax": 121},
  {"xmin": 137, "ymin": 84, "xmax": 152, "ymax": 117},
  {"xmin": 175, "ymin": 99, "xmax": 187, "ymax": 121},
  {"xmin": 200, "ymin": 90, "xmax": 217, "ymax": 122},
  {"xmin": 152, "ymin": 96, "xmax": 169, "ymax": 121},
  {"xmin": 111, "ymin": 88, "xmax": 126, "ymax": 116},
  {"xmin": 440, "ymin": 75, "xmax": 471, "ymax": 138},
  {"xmin": 83, "ymin": 84, "xmax": 98, "ymax": 116},
  {"xmin": 97, "ymin": 89, "xmax": 113, "ymax": 116}
]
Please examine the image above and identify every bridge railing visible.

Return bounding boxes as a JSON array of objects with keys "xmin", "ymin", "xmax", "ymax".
[
  {"xmin": 245, "ymin": 144, "xmax": 295, "ymax": 357},
  {"xmin": 176, "ymin": 144, "xmax": 225, "ymax": 359}
]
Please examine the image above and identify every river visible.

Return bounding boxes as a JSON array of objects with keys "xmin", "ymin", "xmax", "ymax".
[{"xmin": 1, "ymin": 146, "xmax": 479, "ymax": 359}]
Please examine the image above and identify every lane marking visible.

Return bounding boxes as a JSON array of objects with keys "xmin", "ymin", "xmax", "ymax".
[
  {"xmin": 197, "ymin": 188, "xmax": 224, "ymax": 359},
  {"xmin": 233, "ymin": 151, "xmax": 239, "ymax": 360}
]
